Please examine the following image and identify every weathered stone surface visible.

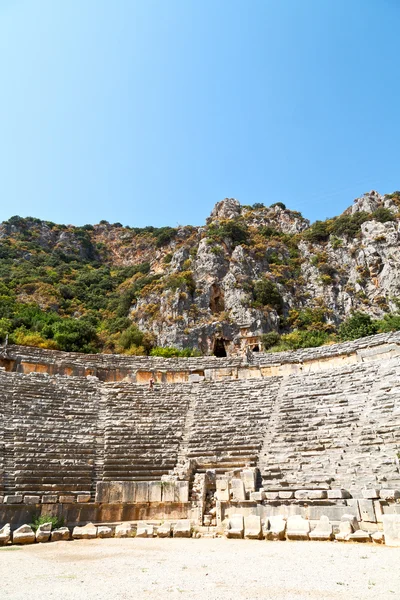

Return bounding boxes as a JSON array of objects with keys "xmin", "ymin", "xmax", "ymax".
[
  {"xmin": 307, "ymin": 490, "xmax": 327, "ymax": 500},
  {"xmin": 97, "ymin": 526, "xmax": 113, "ymax": 538},
  {"xmin": 371, "ymin": 531, "xmax": 384, "ymax": 544},
  {"xmin": 362, "ymin": 489, "xmax": 380, "ymax": 499},
  {"xmin": 148, "ymin": 482, "xmax": 162, "ymax": 503},
  {"xmin": 136, "ymin": 482, "xmax": 149, "ymax": 503},
  {"xmin": 0, "ymin": 523, "xmax": 11, "ymax": 545},
  {"xmin": 161, "ymin": 482, "xmax": 175, "ymax": 503},
  {"xmin": 244, "ymin": 515, "xmax": 262, "ymax": 540},
  {"xmin": 358, "ymin": 499, "xmax": 376, "ymax": 523},
  {"xmin": 173, "ymin": 520, "xmax": 191, "ymax": 538},
  {"xmin": 231, "ymin": 479, "xmax": 246, "ymax": 502},
  {"xmin": 250, "ymin": 491, "xmax": 265, "ymax": 502},
  {"xmin": 42, "ymin": 495, "xmax": 58, "ymax": 504},
  {"xmin": 108, "ymin": 482, "xmax": 125, "ymax": 504},
  {"xmin": 379, "ymin": 489, "xmax": 400, "ymax": 501},
  {"xmin": 136, "ymin": 524, "xmax": 154, "ymax": 538},
  {"xmin": 4, "ymin": 495, "xmax": 23, "ymax": 504},
  {"xmin": 278, "ymin": 491, "xmax": 294, "ymax": 500},
  {"xmin": 175, "ymin": 481, "xmax": 189, "ymax": 503},
  {"xmin": 216, "ymin": 478, "xmax": 230, "ymax": 502},
  {"xmin": 327, "ymin": 489, "xmax": 347, "ymax": 500},
  {"xmin": 264, "ymin": 516, "xmax": 286, "ymax": 541},
  {"xmin": 36, "ymin": 522, "xmax": 52, "ymax": 543},
  {"xmin": 225, "ymin": 514, "xmax": 244, "ymax": 539},
  {"xmin": 309, "ymin": 516, "xmax": 333, "ymax": 541},
  {"xmin": 72, "ymin": 523, "xmax": 97, "ymax": 539},
  {"xmin": 95, "ymin": 482, "xmax": 110, "ymax": 504},
  {"xmin": 115, "ymin": 524, "xmax": 134, "ymax": 538},
  {"xmin": 348, "ymin": 530, "xmax": 371, "ymax": 543},
  {"xmin": 286, "ymin": 516, "xmax": 310, "ymax": 540},
  {"xmin": 77, "ymin": 494, "xmax": 91, "ymax": 503},
  {"xmin": 59, "ymin": 495, "xmax": 75, "ymax": 504},
  {"xmin": 24, "ymin": 495, "xmax": 40, "ymax": 505},
  {"xmin": 241, "ymin": 469, "xmax": 256, "ymax": 493},
  {"xmin": 157, "ymin": 522, "xmax": 172, "ymax": 538},
  {"xmin": 13, "ymin": 525, "xmax": 35, "ymax": 544},
  {"xmin": 51, "ymin": 527, "xmax": 70, "ymax": 542},
  {"xmin": 265, "ymin": 492, "xmax": 280, "ymax": 501},
  {"xmin": 382, "ymin": 514, "xmax": 400, "ymax": 547}
]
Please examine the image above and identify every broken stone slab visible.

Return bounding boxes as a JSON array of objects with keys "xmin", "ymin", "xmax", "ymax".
[
  {"xmin": 4, "ymin": 495, "xmax": 23, "ymax": 504},
  {"xmin": 148, "ymin": 482, "xmax": 162, "ymax": 503},
  {"xmin": 335, "ymin": 514, "xmax": 359, "ymax": 542},
  {"xmin": 115, "ymin": 524, "xmax": 134, "ymax": 538},
  {"xmin": 250, "ymin": 491, "xmax": 265, "ymax": 502},
  {"xmin": 173, "ymin": 520, "xmax": 191, "ymax": 538},
  {"xmin": 309, "ymin": 516, "xmax": 333, "ymax": 541},
  {"xmin": 13, "ymin": 525, "xmax": 36, "ymax": 545},
  {"xmin": 97, "ymin": 526, "xmax": 113, "ymax": 538},
  {"xmin": 348, "ymin": 530, "xmax": 371, "ymax": 543},
  {"xmin": 77, "ymin": 494, "xmax": 91, "ymax": 503},
  {"xmin": 264, "ymin": 516, "xmax": 286, "ymax": 541},
  {"xmin": 0, "ymin": 524, "xmax": 11, "ymax": 546},
  {"xmin": 72, "ymin": 523, "xmax": 97, "ymax": 540},
  {"xmin": 362, "ymin": 489, "xmax": 380, "ymax": 499},
  {"xmin": 36, "ymin": 522, "xmax": 52, "ymax": 543},
  {"xmin": 59, "ymin": 495, "xmax": 75, "ymax": 504},
  {"xmin": 136, "ymin": 524, "xmax": 154, "ymax": 538},
  {"xmin": 51, "ymin": 528, "xmax": 71, "ymax": 542},
  {"xmin": 286, "ymin": 516, "xmax": 310, "ymax": 540},
  {"xmin": 341, "ymin": 513, "xmax": 360, "ymax": 530},
  {"xmin": 225, "ymin": 514, "xmax": 244, "ymax": 539},
  {"xmin": 216, "ymin": 478, "xmax": 230, "ymax": 502},
  {"xmin": 244, "ymin": 515, "xmax": 262, "ymax": 540},
  {"xmin": 24, "ymin": 495, "xmax": 40, "ymax": 505},
  {"xmin": 379, "ymin": 489, "xmax": 400, "ymax": 501},
  {"xmin": 42, "ymin": 495, "xmax": 58, "ymax": 504},
  {"xmin": 241, "ymin": 468, "xmax": 257, "ymax": 493},
  {"xmin": 382, "ymin": 514, "xmax": 400, "ymax": 547},
  {"xmin": 157, "ymin": 522, "xmax": 172, "ymax": 538},
  {"xmin": 231, "ymin": 479, "xmax": 246, "ymax": 502},
  {"xmin": 371, "ymin": 531, "xmax": 384, "ymax": 544}
]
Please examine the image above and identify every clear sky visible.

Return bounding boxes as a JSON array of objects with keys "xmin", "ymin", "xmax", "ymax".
[{"xmin": 0, "ymin": 0, "xmax": 399, "ymax": 228}]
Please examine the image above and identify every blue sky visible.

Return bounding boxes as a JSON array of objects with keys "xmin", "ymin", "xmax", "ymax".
[{"xmin": 0, "ymin": 0, "xmax": 399, "ymax": 227}]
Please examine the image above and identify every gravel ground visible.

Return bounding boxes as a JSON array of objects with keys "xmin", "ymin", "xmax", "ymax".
[{"xmin": 0, "ymin": 538, "xmax": 399, "ymax": 600}]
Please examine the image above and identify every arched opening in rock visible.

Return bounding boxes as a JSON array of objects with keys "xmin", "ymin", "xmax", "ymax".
[
  {"xmin": 252, "ymin": 345, "xmax": 260, "ymax": 352},
  {"xmin": 213, "ymin": 339, "xmax": 227, "ymax": 357},
  {"xmin": 209, "ymin": 284, "xmax": 225, "ymax": 314}
]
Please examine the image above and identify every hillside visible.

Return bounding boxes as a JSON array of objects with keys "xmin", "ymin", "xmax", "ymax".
[{"xmin": 1, "ymin": 190, "xmax": 400, "ymax": 356}]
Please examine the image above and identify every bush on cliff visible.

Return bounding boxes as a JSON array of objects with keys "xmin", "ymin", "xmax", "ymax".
[{"xmin": 339, "ymin": 312, "xmax": 378, "ymax": 341}]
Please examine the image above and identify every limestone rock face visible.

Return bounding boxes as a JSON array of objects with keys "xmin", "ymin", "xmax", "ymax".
[{"xmin": 206, "ymin": 198, "xmax": 241, "ymax": 223}]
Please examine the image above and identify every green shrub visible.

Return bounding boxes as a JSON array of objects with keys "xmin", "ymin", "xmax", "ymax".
[
  {"xmin": 270, "ymin": 202, "xmax": 286, "ymax": 210},
  {"xmin": 375, "ymin": 313, "xmax": 400, "ymax": 333},
  {"xmin": 30, "ymin": 514, "xmax": 65, "ymax": 532},
  {"xmin": 261, "ymin": 331, "xmax": 281, "ymax": 349},
  {"xmin": 252, "ymin": 203, "xmax": 264, "ymax": 209},
  {"xmin": 339, "ymin": 312, "xmax": 378, "ymax": 341},
  {"xmin": 372, "ymin": 207, "xmax": 395, "ymax": 223},
  {"xmin": 253, "ymin": 278, "xmax": 282, "ymax": 311},
  {"xmin": 150, "ymin": 346, "xmax": 201, "ymax": 357}
]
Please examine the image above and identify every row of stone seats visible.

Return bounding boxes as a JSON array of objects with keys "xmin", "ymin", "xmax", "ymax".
[
  {"xmin": 224, "ymin": 513, "xmax": 384, "ymax": 543},
  {"xmin": 259, "ymin": 360, "xmax": 400, "ymax": 494},
  {"xmin": 0, "ymin": 371, "xmax": 100, "ymax": 496},
  {"xmin": 186, "ymin": 378, "xmax": 282, "ymax": 473},
  {"xmin": 103, "ymin": 384, "xmax": 192, "ymax": 481}
]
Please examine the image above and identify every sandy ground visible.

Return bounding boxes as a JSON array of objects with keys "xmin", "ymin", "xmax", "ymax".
[{"xmin": 0, "ymin": 538, "xmax": 399, "ymax": 600}]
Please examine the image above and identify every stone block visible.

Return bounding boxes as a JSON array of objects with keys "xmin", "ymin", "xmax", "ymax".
[
  {"xmin": 345, "ymin": 499, "xmax": 361, "ymax": 519},
  {"xmin": 115, "ymin": 524, "xmax": 134, "ymax": 538},
  {"xmin": 225, "ymin": 514, "xmax": 244, "ymax": 539},
  {"xmin": 382, "ymin": 514, "xmax": 400, "ymax": 547},
  {"xmin": 358, "ymin": 499, "xmax": 376, "ymax": 523},
  {"xmin": 348, "ymin": 530, "xmax": 371, "ymax": 543},
  {"xmin": 0, "ymin": 524, "xmax": 11, "ymax": 546},
  {"xmin": 121, "ymin": 482, "xmax": 137, "ymax": 503},
  {"xmin": 362, "ymin": 489, "xmax": 380, "ymax": 499},
  {"xmin": 309, "ymin": 516, "xmax": 333, "ymax": 541},
  {"xmin": 51, "ymin": 528, "xmax": 70, "ymax": 542},
  {"xmin": 13, "ymin": 525, "xmax": 36, "ymax": 545},
  {"xmin": 335, "ymin": 521, "xmax": 352, "ymax": 542},
  {"xmin": 216, "ymin": 478, "xmax": 230, "ymax": 502},
  {"xmin": 0, "ymin": 496, "xmax": 3, "ymax": 504},
  {"xmin": 286, "ymin": 516, "xmax": 310, "ymax": 540},
  {"xmin": 136, "ymin": 482, "xmax": 149, "ymax": 503},
  {"xmin": 231, "ymin": 479, "xmax": 246, "ymax": 502},
  {"xmin": 173, "ymin": 520, "xmax": 191, "ymax": 538},
  {"xmin": 175, "ymin": 481, "xmax": 189, "ymax": 503},
  {"xmin": 264, "ymin": 516, "xmax": 286, "ymax": 541},
  {"xmin": 95, "ymin": 482, "xmax": 110, "ymax": 503},
  {"xmin": 42, "ymin": 495, "xmax": 58, "ymax": 504},
  {"xmin": 373, "ymin": 500, "xmax": 384, "ymax": 523},
  {"xmin": 161, "ymin": 481, "xmax": 175, "ymax": 502},
  {"xmin": 24, "ymin": 495, "xmax": 40, "ymax": 505},
  {"xmin": 4, "ymin": 495, "xmax": 23, "ymax": 504},
  {"xmin": 59, "ymin": 495, "xmax": 75, "ymax": 504},
  {"xmin": 157, "ymin": 521, "xmax": 172, "ymax": 537},
  {"xmin": 108, "ymin": 482, "xmax": 125, "ymax": 504},
  {"xmin": 327, "ymin": 489, "xmax": 348, "ymax": 500},
  {"xmin": 250, "ymin": 491, "xmax": 265, "ymax": 502},
  {"xmin": 136, "ymin": 524, "xmax": 154, "ymax": 538},
  {"xmin": 379, "ymin": 489, "xmax": 400, "ymax": 501},
  {"xmin": 36, "ymin": 522, "xmax": 52, "ymax": 543},
  {"xmin": 241, "ymin": 469, "xmax": 256, "ymax": 493},
  {"xmin": 294, "ymin": 490, "xmax": 308, "ymax": 500},
  {"xmin": 72, "ymin": 523, "xmax": 97, "ymax": 539},
  {"xmin": 148, "ymin": 482, "xmax": 162, "ymax": 503},
  {"xmin": 278, "ymin": 491, "xmax": 294, "ymax": 500},
  {"xmin": 244, "ymin": 515, "xmax": 262, "ymax": 540},
  {"xmin": 371, "ymin": 531, "xmax": 384, "ymax": 544},
  {"xmin": 265, "ymin": 491, "xmax": 280, "ymax": 501},
  {"xmin": 77, "ymin": 494, "xmax": 91, "ymax": 503},
  {"xmin": 97, "ymin": 526, "xmax": 113, "ymax": 538},
  {"xmin": 308, "ymin": 490, "xmax": 327, "ymax": 500}
]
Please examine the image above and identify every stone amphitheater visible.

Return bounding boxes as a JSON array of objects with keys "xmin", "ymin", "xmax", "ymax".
[{"xmin": 0, "ymin": 332, "xmax": 400, "ymax": 547}]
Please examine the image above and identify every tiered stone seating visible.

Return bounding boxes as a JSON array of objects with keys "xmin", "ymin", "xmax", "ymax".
[
  {"xmin": 103, "ymin": 384, "xmax": 191, "ymax": 481},
  {"xmin": 186, "ymin": 378, "xmax": 282, "ymax": 473}
]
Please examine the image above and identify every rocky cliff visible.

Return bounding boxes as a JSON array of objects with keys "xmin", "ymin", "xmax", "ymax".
[{"xmin": 1, "ymin": 190, "xmax": 400, "ymax": 356}]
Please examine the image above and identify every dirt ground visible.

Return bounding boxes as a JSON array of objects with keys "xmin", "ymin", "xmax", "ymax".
[{"xmin": 0, "ymin": 538, "xmax": 399, "ymax": 600}]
